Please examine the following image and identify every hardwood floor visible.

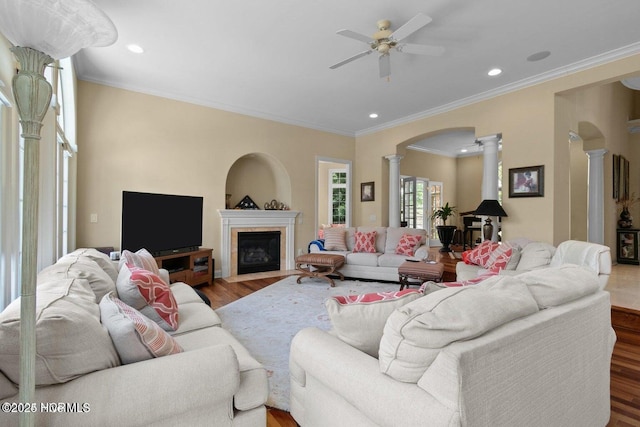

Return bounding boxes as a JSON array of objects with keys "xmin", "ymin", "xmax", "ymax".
[{"xmin": 200, "ymin": 265, "xmax": 640, "ymax": 427}]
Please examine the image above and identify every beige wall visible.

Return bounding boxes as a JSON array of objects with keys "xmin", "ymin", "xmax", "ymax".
[
  {"xmin": 75, "ymin": 81, "xmax": 354, "ymax": 266},
  {"xmin": 353, "ymin": 53, "xmax": 640, "ymax": 247}
]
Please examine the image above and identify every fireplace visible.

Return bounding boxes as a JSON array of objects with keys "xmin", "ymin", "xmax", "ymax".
[
  {"xmin": 218, "ymin": 209, "xmax": 299, "ymax": 278},
  {"xmin": 237, "ymin": 231, "xmax": 281, "ymax": 275}
]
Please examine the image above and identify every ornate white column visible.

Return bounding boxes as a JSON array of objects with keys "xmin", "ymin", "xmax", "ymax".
[
  {"xmin": 385, "ymin": 154, "xmax": 403, "ymax": 227},
  {"xmin": 478, "ymin": 134, "xmax": 501, "ymax": 241},
  {"xmin": 586, "ymin": 149, "xmax": 607, "ymax": 244}
]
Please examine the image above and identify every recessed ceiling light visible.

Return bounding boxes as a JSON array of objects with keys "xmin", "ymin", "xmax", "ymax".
[
  {"xmin": 527, "ymin": 51, "xmax": 551, "ymax": 62},
  {"xmin": 126, "ymin": 44, "xmax": 145, "ymax": 54},
  {"xmin": 369, "ymin": 113, "xmax": 379, "ymax": 119},
  {"xmin": 487, "ymin": 68, "xmax": 502, "ymax": 77},
  {"xmin": 460, "ymin": 148, "xmax": 468, "ymax": 153}
]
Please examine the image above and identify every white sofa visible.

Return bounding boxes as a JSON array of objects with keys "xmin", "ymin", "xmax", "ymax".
[
  {"xmin": 0, "ymin": 248, "xmax": 267, "ymax": 427},
  {"xmin": 456, "ymin": 239, "xmax": 612, "ymax": 288},
  {"xmin": 309, "ymin": 226, "xmax": 428, "ymax": 282},
  {"xmin": 290, "ymin": 242, "xmax": 615, "ymax": 427}
]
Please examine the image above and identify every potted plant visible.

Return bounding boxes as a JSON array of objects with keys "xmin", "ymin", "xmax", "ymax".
[{"xmin": 431, "ymin": 202, "xmax": 457, "ymax": 252}]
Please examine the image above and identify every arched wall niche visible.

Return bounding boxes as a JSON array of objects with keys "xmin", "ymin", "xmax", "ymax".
[{"xmin": 225, "ymin": 152, "xmax": 292, "ymax": 210}]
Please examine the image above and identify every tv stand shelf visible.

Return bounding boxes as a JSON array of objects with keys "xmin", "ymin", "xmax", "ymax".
[{"xmin": 154, "ymin": 248, "xmax": 213, "ymax": 287}]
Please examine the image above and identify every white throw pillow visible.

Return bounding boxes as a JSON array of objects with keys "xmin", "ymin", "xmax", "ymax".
[
  {"xmin": 516, "ymin": 242, "xmax": 556, "ymax": 271},
  {"xmin": 325, "ymin": 289, "xmax": 422, "ymax": 357},
  {"xmin": 379, "ymin": 275, "xmax": 539, "ymax": 383},
  {"xmin": 100, "ymin": 292, "xmax": 183, "ymax": 364},
  {"xmin": 0, "ymin": 278, "xmax": 120, "ymax": 385}
]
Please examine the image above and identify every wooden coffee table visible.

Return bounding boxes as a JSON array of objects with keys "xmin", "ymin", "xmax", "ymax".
[
  {"xmin": 295, "ymin": 253, "xmax": 345, "ymax": 287},
  {"xmin": 398, "ymin": 261, "xmax": 444, "ymax": 290}
]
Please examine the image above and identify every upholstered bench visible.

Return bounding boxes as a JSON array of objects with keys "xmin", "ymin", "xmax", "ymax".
[
  {"xmin": 295, "ymin": 253, "xmax": 345, "ymax": 287},
  {"xmin": 398, "ymin": 261, "xmax": 444, "ymax": 290}
]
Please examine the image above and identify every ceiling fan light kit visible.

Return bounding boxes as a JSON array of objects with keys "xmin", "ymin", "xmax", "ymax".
[{"xmin": 330, "ymin": 13, "xmax": 444, "ymax": 79}]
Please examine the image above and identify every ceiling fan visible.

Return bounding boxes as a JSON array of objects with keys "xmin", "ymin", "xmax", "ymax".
[{"xmin": 330, "ymin": 13, "xmax": 444, "ymax": 79}]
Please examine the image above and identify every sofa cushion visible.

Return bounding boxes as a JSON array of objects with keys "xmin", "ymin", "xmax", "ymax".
[
  {"xmin": 395, "ymin": 234, "xmax": 423, "ymax": 256},
  {"xmin": 0, "ymin": 371, "xmax": 17, "ymax": 400},
  {"xmin": 345, "ymin": 252, "xmax": 380, "ymax": 267},
  {"xmin": 379, "ymin": 275, "xmax": 539, "ymax": 383},
  {"xmin": 377, "ymin": 253, "xmax": 410, "ymax": 268},
  {"xmin": 172, "ymin": 301, "xmax": 222, "ymax": 335},
  {"xmin": 516, "ymin": 242, "xmax": 556, "ymax": 271},
  {"xmin": 385, "ymin": 227, "xmax": 425, "ymax": 254},
  {"xmin": 100, "ymin": 292, "xmax": 183, "ymax": 364},
  {"xmin": 116, "ymin": 265, "xmax": 179, "ymax": 331},
  {"xmin": 325, "ymin": 289, "xmax": 422, "ymax": 357},
  {"xmin": 61, "ymin": 248, "xmax": 119, "ymax": 283},
  {"xmin": 353, "ymin": 230, "xmax": 377, "ymax": 253},
  {"xmin": 0, "ymin": 278, "xmax": 120, "ymax": 385},
  {"xmin": 37, "ymin": 256, "xmax": 116, "ymax": 302},
  {"xmin": 119, "ymin": 248, "xmax": 160, "ymax": 275},
  {"xmin": 516, "ymin": 264, "xmax": 600, "ymax": 308},
  {"xmin": 323, "ymin": 227, "xmax": 348, "ymax": 251}
]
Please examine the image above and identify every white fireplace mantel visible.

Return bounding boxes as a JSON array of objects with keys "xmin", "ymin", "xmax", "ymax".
[{"xmin": 218, "ymin": 209, "xmax": 299, "ymax": 277}]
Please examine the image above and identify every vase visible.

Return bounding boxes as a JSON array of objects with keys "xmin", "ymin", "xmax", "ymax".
[
  {"xmin": 436, "ymin": 225, "xmax": 457, "ymax": 253},
  {"xmin": 619, "ymin": 208, "xmax": 633, "ymax": 229}
]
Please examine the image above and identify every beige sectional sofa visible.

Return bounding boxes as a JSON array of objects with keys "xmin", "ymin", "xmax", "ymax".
[
  {"xmin": 0, "ymin": 248, "xmax": 267, "ymax": 427},
  {"xmin": 290, "ymin": 241, "xmax": 614, "ymax": 426},
  {"xmin": 309, "ymin": 226, "xmax": 429, "ymax": 282}
]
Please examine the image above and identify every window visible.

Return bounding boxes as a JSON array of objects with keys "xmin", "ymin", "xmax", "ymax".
[{"xmin": 329, "ymin": 170, "xmax": 347, "ymax": 224}]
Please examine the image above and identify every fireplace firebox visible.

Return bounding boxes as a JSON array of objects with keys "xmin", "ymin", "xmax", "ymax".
[{"xmin": 237, "ymin": 231, "xmax": 281, "ymax": 275}]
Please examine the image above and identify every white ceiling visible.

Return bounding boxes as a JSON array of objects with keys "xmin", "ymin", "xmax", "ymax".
[{"xmin": 74, "ymin": 0, "xmax": 640, "ymax": 155}]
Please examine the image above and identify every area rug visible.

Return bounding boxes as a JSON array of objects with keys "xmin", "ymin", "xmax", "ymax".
[{"xmin": 215, "ymin": 275, "xmax": 399, "ymax": 411}]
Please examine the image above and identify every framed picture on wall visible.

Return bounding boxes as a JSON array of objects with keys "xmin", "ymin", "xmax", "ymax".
[
  {"xmin": 361, "ymin": 181, "xmax": 375, "ymax": 202},
  {"xmin": 508, "ymin": 165, "xmax": 544, "ymax": 197}
]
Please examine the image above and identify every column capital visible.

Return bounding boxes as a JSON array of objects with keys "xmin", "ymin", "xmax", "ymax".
[
  {"xmin": 585, "ymin": 148, "xmax": 608, "ymax": 158},
  {"xmin": 384, "ymin": 154, "xmax": 404, "ymax": 162}
]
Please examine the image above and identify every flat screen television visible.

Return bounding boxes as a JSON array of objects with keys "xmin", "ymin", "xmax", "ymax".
[{"xmin": 121, "ymin": 191, "xmax": 203, "ymax": 256}]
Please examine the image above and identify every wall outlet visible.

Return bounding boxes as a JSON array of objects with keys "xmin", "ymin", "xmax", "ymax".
[
  {"xmin": 297, "ymin": 248, "xmax": 304, "ymax": 256},
  {"xmin": 90, "ymin": 213, "xmax": 98, "ymax": 223}
]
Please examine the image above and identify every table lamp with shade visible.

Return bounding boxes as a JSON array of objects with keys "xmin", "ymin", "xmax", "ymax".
[
  {"xmin": 0, "ymin": 1, "xmax": 116, "ymax": 424},
  {"xmin": 474, "ymin": 199, "xmax": 508, "ymax": 242}
]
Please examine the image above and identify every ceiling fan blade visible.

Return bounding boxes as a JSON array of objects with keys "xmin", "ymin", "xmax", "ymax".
[
  {"xmin": 330, "ymin": 50, "xmax": 372, "ymax": 69},
  {"xmin": 336, "ymin": 29, "xmax": 373, "ymax": 44},
  {"xmin": 379, "ymin": 54, "xmax": 390, "ymax": 79},
  {"xmin": 397, "ymin": 43, "xmax": 445, "ymax": 56},
  {"xmin": 390, "ymin": 13, "xmax": 432, "ymax": 42}
]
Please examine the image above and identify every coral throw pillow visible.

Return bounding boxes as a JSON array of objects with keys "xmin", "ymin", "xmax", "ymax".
[
  {"xmin": 116, "ymin": 266, "xmax": 179, "ymax": 331},
  {"xmin": 486, "ymin": 243, "xmax": 514, "ymax": 272},
  {"xmin": 395, "ymin": 234, "xmax": 423, "ymax": 256},
  {"xmin": 323, "ymin": 227, "xmax": 348, "ymax": 251},
  {"xmin": 353, "ymin": 231, "xmax": 377, "ymax": 253},
  {"xmin": 465, "ymin": 240, "xmax": 499, "ymax": 268}
]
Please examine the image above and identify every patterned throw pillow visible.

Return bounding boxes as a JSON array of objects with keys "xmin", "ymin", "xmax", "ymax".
[
  {"xmin": 353, "ymin": 230, "xmax": 377, "ymax": 253},
  {"xmin": 486, "ymin": 243, "xmax": 514, "ymax": 272},
  {"xmin": 323, "ymin": 227, "xmax": 348, "ymax": 251},
  {"xmin": 395, "ymin": 234, "xmax": 423, "ymax": 256},
  {"xmin": 465, "ymin": 240, "xmax": 499, "ymax": 267},
  {"xmin": 116, "ymin": 265, "xmax": 179, "ymax": 331},
  {"xmin": 326, "ymin": 289, "xmax": 422, "ymax": 357},
  {"xmin": 100, "ymin": 293, "xmax": 182, "ymax": 364},
  {"xmin": 119, "ymin": 248, "xmax": 160, "ymax": 276}
]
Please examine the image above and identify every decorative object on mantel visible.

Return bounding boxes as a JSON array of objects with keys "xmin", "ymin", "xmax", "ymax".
[
  {"xmin": 0, "ymin": 0, "xmax": 117, "ymax": 424},
  {"xmin": 617, "ymin": 192, "xmax": 640, "ymax": 229},
  {"xmin": 235, "ymin": 195, "xmax": 259, "ymax": 209},
  {"xmin": 264, "ymin": 199, "xmax": 289, "ymax": 210},
  {"xmin": 474, "ymin": 199, "xmax": 508, "ymax": 241}
]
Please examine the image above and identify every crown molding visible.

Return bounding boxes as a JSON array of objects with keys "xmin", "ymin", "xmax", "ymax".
[{"xmin": 356, "ymin": 42, "xmax": 640, "ymax": 137}]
